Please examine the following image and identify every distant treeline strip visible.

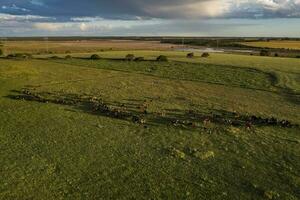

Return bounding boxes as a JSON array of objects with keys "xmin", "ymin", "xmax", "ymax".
[{"xmin": 1, "ymin": 36, "xmax": 300, "ymax": 42}]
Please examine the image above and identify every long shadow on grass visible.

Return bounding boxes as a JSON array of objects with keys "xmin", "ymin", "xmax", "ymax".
[
  {"xmin": 280, "ymin": 88, "xmax": 300, "ymax": 105},
  {"xmin": 6, "ymin": 89, "xmax": 298, "ymax": 130}
]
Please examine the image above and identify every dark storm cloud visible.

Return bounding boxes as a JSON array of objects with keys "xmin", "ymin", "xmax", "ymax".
[
  {"xmin": 1, "ymin": 0, "xmax": 300, "ymax": 21},
  {"xmin": 0, "ymin": 0, "xmax": 184, "ymax": 18},
  {"xmin": 0, "ymin": 0, "xmax": 228, "ymax": 20}
]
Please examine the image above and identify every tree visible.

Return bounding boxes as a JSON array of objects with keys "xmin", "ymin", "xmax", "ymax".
[
  {"xmin": 201, "ymin": 52, "xmax": 210, "ymax": 58},
  {"xmin": 260, "ymin": 49, "xmax": 270, "ymax": 56},
  {"xmin": 125, "ymin": 54, "xmax": 135, "ymax": 61},
  {"xmin": 187, "ymin": 52, "xmax": 194, "ymax": 58},
  {"xmin": 50, "ymin": 55, "xmax": 60, "ymax": 59},
  {"xmin": 65, "ymin": 55, "xmax": 72, "ymax": 59},
  {"xmin": 134, "ymin": 57, "xmax": 144, "ymax": 61},
  {"xmin": 0, "ymin": 49, "xmax": 3, "ymax": 56},
  {"xmin": 91, "ymin": 54, "xmax": 101, "ymax": 60},
  {"xmin": 156, "ymin": 55, "xmax": 168, "ymax": 61}
]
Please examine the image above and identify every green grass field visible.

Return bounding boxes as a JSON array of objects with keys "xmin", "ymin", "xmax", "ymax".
[{"xmin": 0, "ymin": 51, "xmax": 299, "ymax": 199}]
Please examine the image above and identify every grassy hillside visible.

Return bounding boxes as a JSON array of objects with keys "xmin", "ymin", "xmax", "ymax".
[
  {"xmin": 0, "ymin": 53, "xmax": 299, "ymax": 199},
  {"xmin": 56, "ymin": 50, "xmax": 300, "ymax": 93}
]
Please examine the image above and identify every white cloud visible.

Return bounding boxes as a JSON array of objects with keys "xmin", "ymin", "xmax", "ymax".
[
  {"xmin": 32, "ymin": 22, "xmax": 114, "ymax": 32},
  {"xmin": 145, "ymin": 0, "xmax": 231, "ymax": 18},
  {"xmin": 131, "ymin": 0, "xmax": 300, "ymax": 18},
  {"xmin": 71, "ymin": 16, "xmax": 104, "ymax": 22},
  {"xmin": 79, "ymin": 23, "xmax": 88, "ymax": 31},
  {"xmin": 0, "ymin": 13, "xmax": 54, "ymax": 22},
  {"xmin": 226, "ymin": 0, "xmax": 300, "ymax": 17},
  {"xmin": 33, "ymin": 23, "xmax": 70, "ymax": 31},
  {"xmin": 30, "ymin": 0, "xmax": 45, "ymax": 7},
  {"xmin": 1, "ymin": 4, "xmax": 30, "ymax": 12}
]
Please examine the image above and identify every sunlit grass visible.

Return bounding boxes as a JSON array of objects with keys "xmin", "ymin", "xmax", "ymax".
[{"xmin": 0, "ymin": 52, "xmax": 299, "ymax": 199}]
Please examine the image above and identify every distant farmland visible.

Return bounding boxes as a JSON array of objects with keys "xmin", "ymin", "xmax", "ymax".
[
  {"xmin": 0, "ymin": 40, "xmax": 179, "ymax": 54},
  {"xmin": 241, "ymin": 40, "xmax": 300, "ymax": 50}
]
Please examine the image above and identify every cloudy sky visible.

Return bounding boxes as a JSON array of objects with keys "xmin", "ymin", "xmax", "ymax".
[{"xmin": 0, "ymin": 0, "xmax": 300, "ymax": 37}]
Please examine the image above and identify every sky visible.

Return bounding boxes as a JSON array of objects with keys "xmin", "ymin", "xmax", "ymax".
[{"xmin": 0, "ymin": 0, "xmax": 300, "ymax": 37}]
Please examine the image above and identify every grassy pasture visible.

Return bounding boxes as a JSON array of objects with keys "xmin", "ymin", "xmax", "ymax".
[
  {"xmin": 55, "ymin": 50, "xmax": 300, "ymax": 93},
  {"xmin": 240, "ymin": 40, "xmax": 300, "ymax": 50},
  {"xmin": 0, "ymin": 50, "xmax": 300, "ymax": 199}
]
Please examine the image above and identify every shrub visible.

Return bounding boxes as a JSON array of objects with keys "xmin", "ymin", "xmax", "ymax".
[
  {"xmin": 15, "ymin": 53, "xmax": 25, "ymax": 58},
  {"xmin": 125, "ymin": 54, "xmax": 135, "ymax": 61},
  {"xmin": 50, "ymin": 56, "xmax": 60, "ymax": 59},
  {"xmin": 65, "ymin": 55, "xmax": 72, "ymax": 59},
  {"xmin": 296, "ymin": 55, "xmax": 300, "ymax": 58},
  {"xmin": 201, "ymin": 52, "xmax": 210, "ymax": 58},
  {"xmin": 6, "ymin": 53, "xmax": 32, "ymax": 59},
  {"xmin": 6, "ymin": 54, "xmax": 15, "ymax": 59},
  {"xmin": 156, "ymin": 55, "xmax": 168, "ymax": 61},
  {"xmin": 260, "ymin": 49, "xmax": 270, "ymax": 56},
  {"xmin": 0, "ymin": 49, "xmax": 3, "ymax": 56},
  {"xmin": 264, "ymin": 191, "xmax": 280, "ymax": 199},
  {"xmin": 274, "ymin": 53, "xmax": 279, "ymax": 57},
  {"xmin": 65, "ymin": 50, "xmax": 71, "ymax": 54},
  {"xmin": 23, "ymin": 53, "xmax": 33, "ymax": 59},
  {"xmin": 91, "ymin": 54, "xmax": 101, "ymax": 60},
  {"xmin": 134, "ymin": 57, "xmax": 144, "ymax": 61},
  {"xmin": 186, "ymin": 52, "xmax": 194, "ymax": 58}
]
